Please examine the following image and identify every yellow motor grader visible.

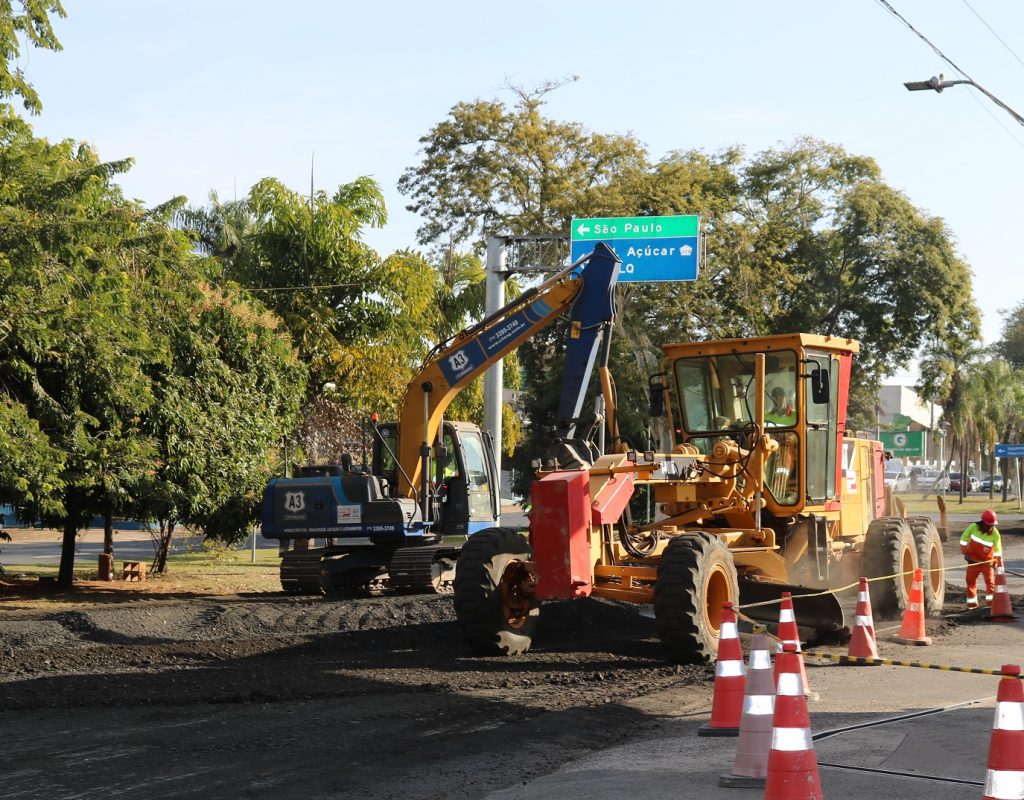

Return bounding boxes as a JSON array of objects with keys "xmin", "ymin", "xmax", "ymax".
[{"xmin": 453, "ymin": 333, "xmax": 945, "ymax": 662}]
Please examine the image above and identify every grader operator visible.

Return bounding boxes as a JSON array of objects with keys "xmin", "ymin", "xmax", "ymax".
[{"xmin": 453, "ymin": 334, "xmax": 945, "ymax": 662}]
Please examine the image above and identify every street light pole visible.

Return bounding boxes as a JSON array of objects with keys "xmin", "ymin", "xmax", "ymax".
[{"xmin": 904, "ymin": 73, "xmax": 1024, "ymax": 128}]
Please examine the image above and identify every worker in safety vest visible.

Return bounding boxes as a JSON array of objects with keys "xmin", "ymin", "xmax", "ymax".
[
  {"xmin": 765, "ymin": 387, "xmax": 796, "ymax": 426},
  {"xmin": 959, "ymin": 509, "xmax": 1002, "ymax": 608}
]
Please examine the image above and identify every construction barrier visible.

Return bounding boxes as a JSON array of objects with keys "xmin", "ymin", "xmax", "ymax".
[
  {"xmin": 719, "ymin": 626, "xmax": 774, "ymax": 788},
  {"xmin": 763, "ymin": 643, "xmax": 823, "ymax": 800},
  {"xmin": 802, "ymin": 651, "xmax": 1024, "ymax": 678},
  {"xmin": 774, "ymin": 592, "xmax": 814, "ymax": 699},
  {"xmin": 893, "ymin": 568, "xmax": 932, "ymax": 646},
  {"xmin": 984, "ymin": 664, "xmax": 1024, "ymax": 800},
  {"xmin": 699, "ymin": 601, "xmax": 745, "ymax": 737},
  {"xmin": 990, "ymin": 558, "xmax": 1017, "ymax": 622},
  {"xmin": 736, "ymin": 557, "xmax": 998, "ymax": 614},
  {"xmin": 846, "ymin": 577, "xmax": 878, "ymax": 660}
]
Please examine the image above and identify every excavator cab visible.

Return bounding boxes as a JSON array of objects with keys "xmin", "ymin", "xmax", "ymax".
[{"xmin": 373, "ymin": 421, "xmax": 499, "ymax": 539}]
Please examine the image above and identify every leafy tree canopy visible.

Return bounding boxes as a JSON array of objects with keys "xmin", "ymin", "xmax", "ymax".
[
  {"xmin": 402, "ymin": 97, "xmax": 982, "ymax": 470},
  {"xmin": 0, "ymin": 0, "xmax": 64, "ymax": 114}
]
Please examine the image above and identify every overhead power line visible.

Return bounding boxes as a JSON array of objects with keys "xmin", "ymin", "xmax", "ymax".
[
  {"xmin": 877, "ymin": 0, "xmax": 1024, "ymax": 148},
  {"xmin": 961, "ymin": 0, "xmax": 1024, "ymax": 73}
]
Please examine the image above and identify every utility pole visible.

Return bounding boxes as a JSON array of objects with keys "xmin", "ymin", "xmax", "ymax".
[{"xmin": 483, "ymin": 236, "xmax": 508, "ymax": 481}]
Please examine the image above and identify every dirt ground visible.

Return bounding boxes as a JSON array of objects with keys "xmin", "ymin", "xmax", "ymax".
[
  {"xmin": 0, "ymin": 517, "xmax": 1015, "ymax": 799},
  {"xmin": 0, "ymin": 580, "xmax": 713, "ymax": 800}
]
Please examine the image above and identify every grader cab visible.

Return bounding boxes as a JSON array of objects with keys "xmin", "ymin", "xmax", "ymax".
[{"xmin": 453, "ymin": 334, "xmax": 945, "ymax": 663}]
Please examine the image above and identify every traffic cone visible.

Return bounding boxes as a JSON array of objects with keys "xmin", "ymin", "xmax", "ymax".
[
  {"xmin": 699, "ymin": 602, "xmax": 745, "ymax": 737},
  {"xmin": 774, "ymin": 592, "xmax": 815, "ymax": 698},
  {"xmin": 847, "ymin": 577, "xmax": 880, "ymax": 660},
  {"xmin": 983, "ymin": 664, "xmax": 1024, "ymax": 800},
  {"xmin": 989, "ymin": 558, "xmax": 1017, "ymax": 623},
  {"xmin": 763, "ymin": 642, "xmax": 823, "ymax": 800},
  {"xmin": 893, "ymin": 567, "xmax": 932, "ymax": 645},
  {"xmin": 720, "ymin": 626, "xmax": 775, "ymax": 788}
]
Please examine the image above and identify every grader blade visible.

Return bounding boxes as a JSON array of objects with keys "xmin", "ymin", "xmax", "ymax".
[{"xmin": 738, "ymin": 579, "xmax": 847, "ymax": 644}]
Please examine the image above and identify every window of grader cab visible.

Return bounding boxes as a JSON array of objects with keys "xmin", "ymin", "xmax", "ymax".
[{"xmin": 673, "ymin": 350, "xmax": 800, "ymax": 506}]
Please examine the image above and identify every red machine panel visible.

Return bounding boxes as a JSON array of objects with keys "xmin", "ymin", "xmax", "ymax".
[{"xmin": 530, "ymin": 471, "xmax": 593, "ymax": 600}]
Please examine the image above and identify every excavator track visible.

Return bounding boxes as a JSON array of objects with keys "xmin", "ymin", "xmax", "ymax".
[
  {"xmin": 280, "ymin": 550, "xmax": 325, "ymax": 594},
  {"xmin": 387, "ymin": 545, "xmax": 462, "ymax": 594}
]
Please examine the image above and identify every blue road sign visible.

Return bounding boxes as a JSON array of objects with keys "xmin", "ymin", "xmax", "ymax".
[
  {"xmin": 570, "ymin": 215, "xmax": 700, "ymax": 283},
  {"xmin": 994, "ymin": 443, "xmax": 1024, "ymax": 458}
]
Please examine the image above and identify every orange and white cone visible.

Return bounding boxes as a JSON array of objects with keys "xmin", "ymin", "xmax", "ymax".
[
  {"xmin": 720, "ymin": 626, "xmax": 775, "ymax": 788},
  {"xmin": 893, "ymin": 567, "xmax": 932, "ymax": 646},
  {"xmin": 699, "ymin": 601, "xmax": 745, "ymax": 737},
  {"xmin": 983, "ymin": 664, "xmax": 1024, "ymax": 800},
  {"xmin": 989, "ymin": 558, "xmax": 1017, "ymax": 623},
  {"xmin": 847, "ymin": 577, "xmax": 880, "ymax": 660},
  {"xmin": 774, "ymin": 592, "xmax": 815, "ymax": 698},
  {"xmin": 764, "ymin": 642, "xmax": 823, "ymax": 800}
]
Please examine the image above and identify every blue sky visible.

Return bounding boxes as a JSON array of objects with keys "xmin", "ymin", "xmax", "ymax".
[{"xmin": 19, "ymin": 1, "xmax": 1024, "ymax": 364}]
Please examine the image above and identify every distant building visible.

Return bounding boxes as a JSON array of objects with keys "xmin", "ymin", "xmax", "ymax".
[{"xmin": 877, "ymin": 384, "xmax": 944, "ymax": 464}]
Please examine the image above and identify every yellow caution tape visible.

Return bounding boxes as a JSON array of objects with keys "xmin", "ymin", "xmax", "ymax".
[
  {"xmin": 802, "ymin": 651, "xmax": 1022, "ymax": 678},
  {"xmin": 735, "ymin": 558, "xmax": 996, "ymax": 611}
]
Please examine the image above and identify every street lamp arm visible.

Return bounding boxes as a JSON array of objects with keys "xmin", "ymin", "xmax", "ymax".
[{"xmin": 904, "ymin": 74, "xmax": 1024, "ymax": 128}]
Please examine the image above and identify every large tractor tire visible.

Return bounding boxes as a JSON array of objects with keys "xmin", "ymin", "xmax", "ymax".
[
  {"xmin": 862, "ymin": 517, "xmax": 918, "ymax": 620},
  {"xmin": 906, "ymin": 516, "xmax": 946, "ymax": 617},
  {"xmin": 453, "ymin": 527, "xmax": 538, "ymax": 656},
  {"xmin": 654, "ymin": 533, "xmax": 739, "ymax": 664}
]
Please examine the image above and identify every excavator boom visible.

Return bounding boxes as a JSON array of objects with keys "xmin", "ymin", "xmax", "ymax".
[{"xmin": 396, "ymin": 242, "xmax": 620, "ymax": 497}]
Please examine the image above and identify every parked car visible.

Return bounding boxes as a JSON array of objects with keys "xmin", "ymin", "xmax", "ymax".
[
  {"xmin": 948, "ymin": 472, "xmax": 979, "ymax": 492},
  {"xmin": 884, "ymin": 468, "xmax": 911, "ymax": 492},
  {"xmin": 917, "ymin": 469, "xmax": 949, "ymax": 492},
  {"xmin": 980, "ymin": 474, "xmax": 1005, "ymax": 493}
]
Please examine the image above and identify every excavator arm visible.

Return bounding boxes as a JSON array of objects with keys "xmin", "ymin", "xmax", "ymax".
[{"xmin": 396, "ymin": 242, "xmax": 621, "ymax": 498}]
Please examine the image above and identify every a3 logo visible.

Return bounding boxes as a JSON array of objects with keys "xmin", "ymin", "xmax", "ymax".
[{"xmin": 284, "ymin": 491, "xmax": 306, "ymax": 512}]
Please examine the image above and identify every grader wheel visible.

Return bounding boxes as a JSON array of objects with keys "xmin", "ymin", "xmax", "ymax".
[
  {"xmin": 906, "ymin": 516, "xmax": 946, "ymax": 617},
  {"xmin": 453, "ymin": 527, "xmax": 538, "ymax": 656},
  {"xmin": 654, "ymin": 533, "xmax": 739, "ymax": 664},
  {"xmin": 862, "ymin": 517, "xmax": 918, "ymax": 620}
]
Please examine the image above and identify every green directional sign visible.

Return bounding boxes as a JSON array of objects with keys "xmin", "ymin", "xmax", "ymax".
[
  {"xmin": 570, "ymin": 214, "xmax": 700, "ymax": 283},
  {"xmin": 572, "ymin": 215, "xmax": 699, "ymax": 240},
  {"xmin": 879, "ymin": 430, "xmax": 925, "ymax": 457}
]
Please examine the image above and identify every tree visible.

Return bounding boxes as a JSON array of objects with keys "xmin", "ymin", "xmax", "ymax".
[
  {"xmin": 0, "ymin": 113, "xmax": 305, "ymax": 583},
  {"xmin": 0, "ymin": 111, "xmax": 165, "ymax": 586},
  {"xmin": 398, "ymin": 83, "xmax": 650, "ymax": 249},
  {"xmin": 997, "ymin": 301, "xmax": 1024, "ymax": 368},
  {"xmin": 181, "ymin": 178, "xmax": 439, "ymax": 419},
  {"xmin": 402, "ymin": 96, "xmax": 981, "ymax": 459},
  {"xmin": 0, "ymin": 0, "xmax": 64, "ymax": 114},
  {"xmin": 917, "ymin": 336, "xmax": 987, "ymax": 503},
  {"xmin": 135, "ymin": 277, "xmax": 305, "ymax": 565}
]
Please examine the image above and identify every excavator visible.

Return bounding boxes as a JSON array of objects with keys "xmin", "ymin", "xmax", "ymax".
[
  {"xmin": 259, "ymin": 243, "xmax": 622, "ymax": 594},
  {"xmin": 453, "ymin": 333, "xmax": 946, "ymax": 662}
]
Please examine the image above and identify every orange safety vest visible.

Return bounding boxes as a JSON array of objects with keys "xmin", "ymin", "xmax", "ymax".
[{"xmin": 960, "ymin": 522, "xmax": 1002, "ymax": 562}]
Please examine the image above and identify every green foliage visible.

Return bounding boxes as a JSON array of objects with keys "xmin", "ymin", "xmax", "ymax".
[
  {"xmin": 997, "ymin": 301, "xmax": 1024, "ymax": 369},
  {"xmin": 402, "ymin": 100, "xmax": 982, "ymax": 455},
  {"xmin": 181, "ymin": 178, "xmax": 441, "ymax": 420},
  {"xmin": 0, "ymin": 113, "xmax": 305, "ymax": 580},
  {"xmin": 398, "ymin": 86, "xmax": 650, "ymax": 248},
  {"xmin": 0, "ymin": 0, "xmax": 64, "ymax": 114}
]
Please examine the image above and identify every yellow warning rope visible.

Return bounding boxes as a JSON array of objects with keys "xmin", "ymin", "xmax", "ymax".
[
  {"xmin": 735, "ymin": 558, "xmax": 996, "ymax": 611},
  {"xmin": 802, "ymin": 651, "xmax": 1023, "ymax": 679}
]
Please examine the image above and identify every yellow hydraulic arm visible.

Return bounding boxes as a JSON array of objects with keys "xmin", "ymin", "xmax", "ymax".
[{"xmin": 396, "ymin": 243, "xmax": 621, "ymax": 499}]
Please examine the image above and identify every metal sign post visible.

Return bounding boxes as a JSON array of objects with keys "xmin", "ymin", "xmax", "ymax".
[{"xmin": 994, "ymin": 443, "xmax": 1024, "ymax": 510}]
